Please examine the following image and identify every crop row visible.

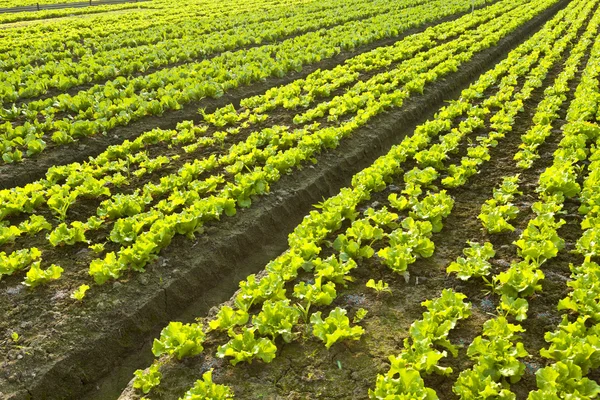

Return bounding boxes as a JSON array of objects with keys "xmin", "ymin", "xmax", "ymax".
[{"xmin": 528, "ymin": 21, "xmax": 600, "ymax": 398}]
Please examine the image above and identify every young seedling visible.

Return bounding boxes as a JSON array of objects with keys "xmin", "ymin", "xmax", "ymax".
[{"xmin": 366, "ymin": 279, "xmax": 392, "ymax": 296}]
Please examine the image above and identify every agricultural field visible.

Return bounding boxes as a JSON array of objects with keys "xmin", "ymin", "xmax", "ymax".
[{"xmin": 1, "ymin": 0, "xmax": 600, "ymax": 399}]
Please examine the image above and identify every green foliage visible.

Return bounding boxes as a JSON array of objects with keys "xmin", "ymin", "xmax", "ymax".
[
  {"xmin": 558, "ymin": 261, "xmax": 600, "ymax": 320},
  {"xmin": 312, "ymin": 255, "xmax": 357, "ymax": 286},
  {"xmin": 528, "ymin": 361, "xmax": 600, "ymax": 399},
  {"xmin": 19, "ymin": 215, "xmax": 52, "ymax": 235},
  {"xmin": 353, "ymin": 308, "xmax": 368, "ymax": 324},
  {"xmin": 179, "ymin": 369, "xmax": 234, "ymax": 400},
  {"xmin": 133, "ymin": 362, "xmax": 162, "ymax": 394},
  {"xmin": 310, "ymin": 307, "xmax": 364, "ymax": 349},
  {"xmin": 479, "ymin": 202, "xmax": 519, "ymax": 233},
  {"xmin": 366, "ymin": 278, "xmax": 391, "ymax": 294},
  {"xmin": 152, "ymin": 321, "xmax": 205, "ymax": 360},
  {"xmin": 293, "ymin": 277, "xmax": 337, "ymax": 307},
  {"xmin": 48, "ymin": 221, "xmax": 88, "ymax": 246},
  {"xmin": 252, "ymin": 299, "xmax": 300, "ymax": 343},
  {"xmin": 89, "ymin": 243, "xmax": 105, "ymax": 253},
  {"xmin": 209, "ymin": 306, "xmax": 249, "ymax": 331},
  {"xmin": 409, "ymin": 190, "xmax": 454, "ymax": 233},
  {"xmin": 498, "ymin": 295, "xmax": 529, "ymax": 322},
  {"xmin": 369, "ymin": 367, "xmax": 438, "ymax": 400},
  {"xmin": 235, "ymin": 273, "xmax": 287, "ymax": 312},
  {"xmin": 513, "ymin": 213, "xmax": 565, "ymax": 263},
  {"xmin": 23, "ymin": 262, "xmax": 63, "ymax": 288},
  {"xmin": 71, "ymin": 284, "xmax": 90, "ymax": 301},
  {"xmin": 538, "ymin": 162, "xmax": 581, "ymax": 197},
  {"xmin": 216, "ymin": 327, "xmax": 277, "ymax": 366},
  {"xmin": 493, "ymin": 259, "xmax": 544, "ymax": 299},
  {"xmin": 454, "ymin": 317, "xmax": 527, "ymax": 399},
  {"xmin": 0, "ymin": 247, "xmax": 42, "ymax": 279},
  {"xmin": 88, "ymin": 252, "xmax": 126, "ymax": 284},
  {"xmin": 446, "ymin": 241, "xmax": 495, "ymax": 280},
  {"xmin": 540, "ymin": 316, "xmax": 600, "ymax": 375}
]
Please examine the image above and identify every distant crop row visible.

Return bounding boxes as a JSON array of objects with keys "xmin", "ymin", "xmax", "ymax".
[{"xmin": 0, "ymin": 0, "xmax": 496, "ymax": 164}]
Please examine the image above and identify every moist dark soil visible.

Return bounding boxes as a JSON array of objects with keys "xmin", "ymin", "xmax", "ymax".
[{"xmin": 0, "ymin": 0, "xmax": 573, "ymax": 399}]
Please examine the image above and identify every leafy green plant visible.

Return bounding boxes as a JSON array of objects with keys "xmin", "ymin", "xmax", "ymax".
[
  {"xmin": 366, "ymin": 278, "xmax": 392, "ymax": 294},
  {"xmin": 446, "ymin": 241, "xmax": 495, "ymax": 280},
  {"xmin": 216, "ymin": 327, "xmax": 277, "ymax": 366},
  {"xmin": 493, "ymin": 259, "xmax": 544, "ymax": 298},
  {"xmin": 558, "ymin": 261, "xmax": 600, "ymax": 320},
  {"xmin": 310, "ymin": 307, "xmax": 364, "ymax": 349},
  {"xmin": 234, "ymin": 273, "xmax": 287, "ymax": 312},
  {"xmin": 498, "ymin": 294, "xmax": 529, "ymax": 322},
  {"xmin": 409, "ymin": 190, "xmax": 454, "ymax": 232},
  {"xmin": 353, "ymin": 308, "xmax": 368, "ymax": 324},
  {"xmin": 0, "ymin": 247, "xmax": 42, "ymax": 280},
  {"xmin": 528, "ymin": 361, "xmax": 600, "ymax": 399},
  {"xmin": 22, "ymin": 262, "xmax": 63, "ymax": 288},
  {"xmin": 48, "ymin": 221, "xmax": 88, "ymax": 247},
  {"xmin": 133, "ymin": 361, "xmax": 162, "ymax": 394},
  {"xmin": 19, "ymin": 215, "xmax": 52, "ymax": 235},
  {"xmin": 89, "ymin": 252, "xmax": 126, "ymax": 284},
  {"xmin": 71, "ymin": 284, "xmax": 90, "ymax": 301},
  {"xmin": 89, "ymin": 243, "xmax": 105, "ymax": 254},
  {"xmin": 539, "ymin": 316, "xmax": 600, "ymax": 375},
  {"xmin": 369, "ymin": 367, "xmax": 438, "ymax": 400},
  {"xmin": 152, "ymin": 321, "xmax": 205, "ymax": 360},
  {"xmin": 479, "ymin": 202, "xmax": 519, "ymax": 233},
  {"xmin": 209, "ymin": 306, "xmax": 249, "ymax": 331},
  {"xmin": 179, "ymin": 369, "xmax": 234, "ymax": 400},
  {"xmin": 252, "ymin": 299, "xmax": 300, "ymax": 343},
  {"xmin": 294, "ymin": 277, "xmax": 337, "ymax": 309},
  {"xmin": 313, "ymin": 256, "xmax": 357, "ymax": 286}
]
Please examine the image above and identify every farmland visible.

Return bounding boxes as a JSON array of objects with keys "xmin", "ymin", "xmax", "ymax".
[{"xmin": 1, "ymin": 0, "xmax": 600, "ymax": 399}]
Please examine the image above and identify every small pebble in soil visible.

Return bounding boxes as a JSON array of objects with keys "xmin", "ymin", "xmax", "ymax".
[
  {"xmin": 76, "ymin": 248, "xmax": 92, "ymax": 260},
  {"xmin": 492, "ymin": 259, "xmax": 510, "ymax": 268},
  {"xmin": 20, "ymin": 321, "xmax": 32, "ymax": 329},
  {"xmin": 5, "ymin": 286, "xmax": 24, "ymax": 296},
  {"xmin": 51, "ymin": 290, "xmax": 69, "ymax": 301},
  {"xmin": 344, "ymin": 294, "xmax": 366, "ymax": 307},
  {"xmin": 479, "ymin": 297, "xmax": 495, "ymax": 313},
  {"xmin": 158, "ymin": 257, "xmax": 169, "ymax": 268},
  {"xmin": 523, "ymin": 360, "xmax": 541, "ymax": 375}
]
